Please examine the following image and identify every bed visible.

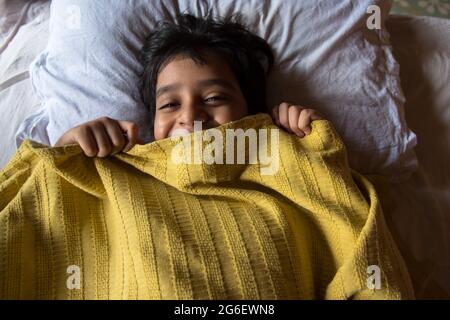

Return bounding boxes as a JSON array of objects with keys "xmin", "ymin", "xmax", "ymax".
[
  {"xmin": 392, "ymin": 0, "xmax": 450, "ymax": 19},
  {"xmin": 1, "ymin": 1, "xmax": 449, "ymax": 299},
  {"xmin": 382, "ymin": 15, "xmax": 450, "ymax": 298}
]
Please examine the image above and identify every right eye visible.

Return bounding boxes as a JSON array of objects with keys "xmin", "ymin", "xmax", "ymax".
[{"xmin": 159, "ymin": 102, "xmax": 180, "ymax": 110}]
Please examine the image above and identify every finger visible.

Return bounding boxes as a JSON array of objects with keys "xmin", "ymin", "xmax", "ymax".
[
  {"xmin": 298, "ymin": 109, "xmax": 316, "ymax": 135},
  {"xmin": 288, "ymin": 106, "xmax": 304, "ymax": 137},
  {"xmin": 102, "ymin": 118, "xmax": 127, "ymax": 154},
  {"xmin": 310, "ymin": 110, "xmax": 324, "ymax": 121},
  {"xmin": 54, "ymin": 130, "xmax": 76, "ymax": 147},
  {"xmin": 271, "ymin": 105, "xmax": 280, "ymax": 126},
  {"xmin": 278, "ymin": 102, "xmax": 292, "ymax": 133},
  {"xmin": 75, "ymin": 126, "xmax": 99, "ymax": 157},
  {"xmin": 90, "ymin": 123, "xmax": 113, "ymax": 157},
  {"xmin": 117, "ymin": 120, "xmax": 140, "ymax": 152}
]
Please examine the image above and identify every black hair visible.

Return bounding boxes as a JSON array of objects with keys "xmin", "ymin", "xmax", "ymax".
[{"xmin": 140, "ymin": 13, "xmax": 274, "ymax": 127}]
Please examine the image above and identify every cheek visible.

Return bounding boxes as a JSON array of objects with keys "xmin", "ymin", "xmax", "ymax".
[
  {"xmin": 238, "ymin": 100, "xmax": 249, "ymax": 117},
  {"xmin": 214, "ymin": 100, "xmax": 248, "ymax": 124},
  {"xmin": 214, "ymin": 112, "xmax": 235, "ymax": 125},
  {"xmin": 153, "ymin": 115, "xmax": 172, "ymax": 140},
  {"xmin": 232, "ymin": 97, "xmax": 248, "ymax": 118}
]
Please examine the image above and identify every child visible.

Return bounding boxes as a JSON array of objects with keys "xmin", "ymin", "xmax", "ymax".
[{"xmin": 55, "ymin": 14, "xmax": 323, "ymax": 157}]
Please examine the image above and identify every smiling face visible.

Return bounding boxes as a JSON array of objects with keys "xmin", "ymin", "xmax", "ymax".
[{"xmin": 153, "ymin": 51, "xmax": 248, "ymax": 140}]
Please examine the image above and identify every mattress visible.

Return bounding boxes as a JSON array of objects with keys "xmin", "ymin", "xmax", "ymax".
[
  {"xmin": 382, "ymin": 15, "xmax": 450, "ymax": 298},
  {"xmin": 0, "ymin": 1, "xmax": 449, "ymax": 298}
]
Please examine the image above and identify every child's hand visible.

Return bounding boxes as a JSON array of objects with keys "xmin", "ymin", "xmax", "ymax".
[
  {"xmin": 54, "ymin": 117, "xmax": 144, "ymax": 157},
  {"xmin": 271, "ymin": 102, "xmax": 324, "ymax": 138}
]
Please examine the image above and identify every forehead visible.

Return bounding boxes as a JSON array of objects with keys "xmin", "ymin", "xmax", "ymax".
[{"xmin": 156, "ymin": 51, "xmax": 238, "ymax": 88}]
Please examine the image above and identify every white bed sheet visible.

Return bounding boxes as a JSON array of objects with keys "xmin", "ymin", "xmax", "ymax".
[{"xmin": 0, "ymin": 0, "xmax": 50, "ymax": 169}]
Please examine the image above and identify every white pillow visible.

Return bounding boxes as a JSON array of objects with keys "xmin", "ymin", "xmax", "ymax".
[{"xmin": 16, "ymin": 0, "xmax": 417, "ymax": 177}]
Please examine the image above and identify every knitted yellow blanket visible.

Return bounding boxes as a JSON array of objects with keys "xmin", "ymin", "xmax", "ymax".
[{"xmin": 0, "ymin": 114, "xmax": 413, "ymax": 299}]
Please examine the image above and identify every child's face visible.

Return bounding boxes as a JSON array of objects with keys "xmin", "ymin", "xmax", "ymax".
[{"xmin": 154, "ymin": 51, "xmax": 248, "ymax": 140}]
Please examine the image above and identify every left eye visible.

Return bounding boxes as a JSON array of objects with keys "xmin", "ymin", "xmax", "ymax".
[{"xmin": 204, "ymin": 96, "xmax": 224, "ymax": 103}]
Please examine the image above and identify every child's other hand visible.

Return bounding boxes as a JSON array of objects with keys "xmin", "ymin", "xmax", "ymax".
[
  {"xmin": 54, "ymin": 117, "xmax": 144, "ymax": 157},
  {"xmin": 271, "ymin": 102, "xmax": 324, "ymax": 138}
]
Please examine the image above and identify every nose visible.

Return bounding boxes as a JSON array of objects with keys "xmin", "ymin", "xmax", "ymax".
[{"xmin": 178, "ymin": 101, "xmax": 208, "ymax": 128}]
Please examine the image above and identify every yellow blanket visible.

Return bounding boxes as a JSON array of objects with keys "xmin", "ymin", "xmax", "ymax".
[{"xmin": 0, "ymin": 114, "xmax": 413, "ymax": 299}]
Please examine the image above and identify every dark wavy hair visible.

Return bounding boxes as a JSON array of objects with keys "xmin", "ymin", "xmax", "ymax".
[{"xmin": 140, "ymin": 13, "xmax": 274, "ymax": 127}]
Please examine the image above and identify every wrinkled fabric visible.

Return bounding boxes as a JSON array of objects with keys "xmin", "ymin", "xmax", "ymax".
[{"xmin": 1, "ymin": 114, "xmax": 414, "ymax": 299}]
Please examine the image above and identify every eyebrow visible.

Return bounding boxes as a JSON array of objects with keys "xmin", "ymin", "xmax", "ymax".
[{"xmin": 156, "ymin": 78, "xmax": 236, "ymax": 98}]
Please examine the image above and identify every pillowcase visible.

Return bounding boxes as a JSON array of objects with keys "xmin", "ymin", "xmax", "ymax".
[{"xmin": 16, "ymin": 0, "xmax": 417, "ymax": 177}]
